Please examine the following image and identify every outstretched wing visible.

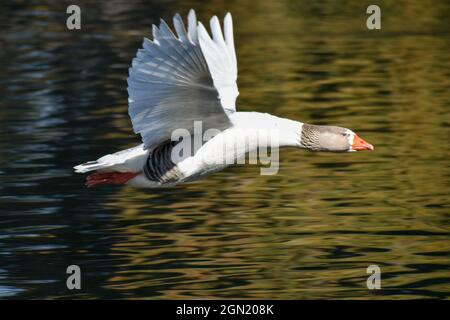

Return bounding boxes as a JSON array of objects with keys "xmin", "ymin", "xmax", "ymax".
[{"xmin": 127, "ymin": 10, "xmax": 239, "ymax": 150}]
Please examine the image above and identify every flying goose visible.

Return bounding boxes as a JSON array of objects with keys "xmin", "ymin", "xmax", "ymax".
[{"xmin": 74, "ymin": 10, "xmax": 374, "ymax": 188}]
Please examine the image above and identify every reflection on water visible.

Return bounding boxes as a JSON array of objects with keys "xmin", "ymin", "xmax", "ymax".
[{"xmin": 0, "ymin": 0, "xmax": 449, "ymax": 299}]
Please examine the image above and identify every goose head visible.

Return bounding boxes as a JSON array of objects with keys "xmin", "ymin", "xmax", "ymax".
[{"xmin": 300, "ymin": 124, "xmax": 374, "ymax": 152}]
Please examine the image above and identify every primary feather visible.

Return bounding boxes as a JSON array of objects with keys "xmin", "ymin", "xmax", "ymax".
[{"xmin": 127, "ymin": 9, "xmax": 238, "ymax": 150}]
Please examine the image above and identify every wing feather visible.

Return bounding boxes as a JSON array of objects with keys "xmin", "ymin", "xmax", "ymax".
[
  {"xmin": 127, "ymin": 9, "xmax": 238, "ymax": 149},
  {"xmin": 197, "ymin": 15, "xmax": 239, "ymax": 113}
]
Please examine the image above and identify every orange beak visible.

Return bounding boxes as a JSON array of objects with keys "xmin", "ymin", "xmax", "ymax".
[{"xmin": 352, "ymin": 134, "xmax": 374, "ymax": 151}]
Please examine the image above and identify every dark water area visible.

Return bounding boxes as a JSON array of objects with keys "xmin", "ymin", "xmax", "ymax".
[{"xmin": 0, "ymin": 0, "xmax": 449, "ymax": 299}]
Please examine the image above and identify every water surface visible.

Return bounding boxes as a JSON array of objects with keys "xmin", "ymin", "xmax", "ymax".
[{"xmin": 0, "ymin": 0, "xmax": 449, "ymax": 299}]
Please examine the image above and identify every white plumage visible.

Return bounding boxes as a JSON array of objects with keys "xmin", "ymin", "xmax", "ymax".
[
  {"xmin": 74, "ymin": 9, "xmax": 247, "ymax": 187},
  {"xmin": 74, "ymin": 9, "xmax": 373, "ymax": 188},
  {"xmin": 127, "ymin": 10, "xmax": 236, "ymax": 150},
  {"xmin": 74, "ymin": 144, "xmax": 148, "ymax": 173}
]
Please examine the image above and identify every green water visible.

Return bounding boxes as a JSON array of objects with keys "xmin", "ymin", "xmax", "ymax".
[{"xmin": 0, "ymin": 0, "xmax": 449, "ymax": 299}]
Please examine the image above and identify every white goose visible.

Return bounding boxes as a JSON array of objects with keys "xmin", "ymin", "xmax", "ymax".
[{"xmin": 74, "ymin": 10, "xmax": 374, "ymax": 188}]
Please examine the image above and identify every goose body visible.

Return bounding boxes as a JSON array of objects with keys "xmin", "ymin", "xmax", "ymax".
[{"xmin": 74, "ymin": 10, "xmax": 373, "ymax": 188}]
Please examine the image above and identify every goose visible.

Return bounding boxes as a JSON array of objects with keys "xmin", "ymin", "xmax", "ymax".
[{"xmin": 74, "ymin": 9, "xmax": 374, "ymax": 188}]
